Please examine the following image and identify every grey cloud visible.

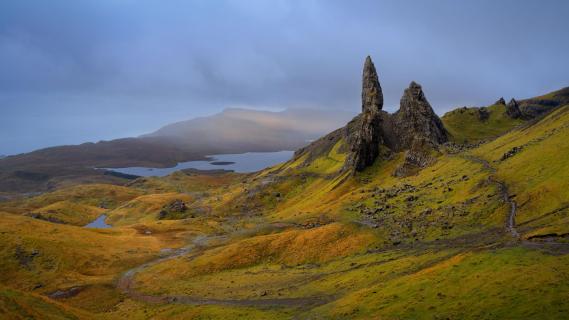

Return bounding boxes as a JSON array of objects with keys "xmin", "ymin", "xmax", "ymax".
[{"xmin": 1, "ymin": 0, "xmax": 568, "ymax": 154}]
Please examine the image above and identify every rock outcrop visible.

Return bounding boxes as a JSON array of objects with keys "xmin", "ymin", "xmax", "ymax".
[
  {"xmin": 392, "ymin": 82, "xmax": 448, "ymax": 150},
  {"xmin": 345, "ymin": 56, "xmax": 385, "ymax": 171},
  {"xmin": 343, "ymin": 57, "xmax": 448, "ymax": 175},
  {"xmin": 303, "ymin": 56, "xmax": 449, "ymax": 176},
  {"xmin": 495, "ymin": 97, "xmax": 506, "ymax": 105},
  {"xmin": 391, "ymin": 82, "xmax": 448, "ymax": 176},
  {"xmin": 506, "ymin": 98, "xmax": 522, "ymax": 119},
  {"xmin": 478, "ymin": 107, "xmax": 490, "ymax": 120}
]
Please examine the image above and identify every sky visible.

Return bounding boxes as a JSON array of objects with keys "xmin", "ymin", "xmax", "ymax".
[{"xmin": 1, "ymin": 0, "xmax": 568, "ymax": 155}]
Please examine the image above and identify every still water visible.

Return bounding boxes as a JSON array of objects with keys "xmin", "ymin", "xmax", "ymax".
[
  {"xmin": 84, "ymin": 214, "xmax": 112, "ymax": 228},
  {"xmin": 105, "ymin": 151, "xmax": 294, "ymax": 177}
]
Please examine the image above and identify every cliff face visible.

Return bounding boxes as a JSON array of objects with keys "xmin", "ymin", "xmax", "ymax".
[
  {"xmin": 344, "ymin": 57, "xmax": 448, "ymax": 174},
  {"xmin": 391, "ymin": 82, "xmax": 448, "ymax": 176},
  {"xmin": 344, "ymin": 56, "xmax": 385, "ymax": 171},
  {"xmin": 392, "ymin": 81, "xmax": 448, "ymax": 150}
]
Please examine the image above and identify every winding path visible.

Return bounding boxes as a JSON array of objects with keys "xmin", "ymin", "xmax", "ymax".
[
  {"xmin": 458, "ymin": 155, "xmax": 519, "ymax": 238},
  {"xmin": 462, "ymin": 154, "xmax": 569, "ymax": 253},
  {"xmin": 117, "ymin": 229, "xmax": 333, "ymax": 308},
  {"xmin": 116, "ymin": 155, "xmax": 569, "ymax": 307}
]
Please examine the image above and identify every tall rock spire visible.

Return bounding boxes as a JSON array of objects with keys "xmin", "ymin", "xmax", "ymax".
[
  {"xmin": 345, "ymin": 56, "xmax": 385, "ymax": 172},
  {"xmin": 361, "ymin": 56, "xmax": 383, "ymax": 113}
]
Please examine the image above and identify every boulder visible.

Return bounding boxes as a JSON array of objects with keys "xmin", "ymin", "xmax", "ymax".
[{"xmin": 478, "ymin": 107, "xmax": 490, "ymax": 120}]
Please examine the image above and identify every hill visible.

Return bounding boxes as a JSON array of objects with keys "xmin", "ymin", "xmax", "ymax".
[
  {"xmin": 146, "ymin": 108, "xmax": 353, "ymax": 152},
  {"xmin": 0, "ymin": 108, "xmax": 353, "ymax": 198},
  {"xmin": 0, "ymin": 57, "xmax": 568, "ymax": 319},
  {"xmin": 442, "ymin": 87, "xmax": 569, "ymax": 144}
]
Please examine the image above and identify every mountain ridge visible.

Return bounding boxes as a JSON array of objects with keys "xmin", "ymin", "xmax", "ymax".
[
  {"xmin": 0, "ymin": 107, "xmax": 353, "ymax": 197},
  {"xmin": 1, "ymin": 56, "xmax": 569, "ymax": 319}
]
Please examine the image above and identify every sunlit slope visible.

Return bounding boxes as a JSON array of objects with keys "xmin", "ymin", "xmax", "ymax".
[
  {"xmin": 442, "ymin": 86, "xmax": 569, "ymax": 144},
  {"xmin": 132, "ymin": 222, "xmax": 377, "ymax": 295},
  {"xmin": 0, "ymin": 213, "xmax": 163, "ymax": 293},
  {"xmin": 0, "ymin": 104, "xmax": 568, "ymax": 319},
  {"xmin": 442, "ymin": 103, "xmax": 524, "ymax": 143},
  {"xmin": 0, "ymin": 285, "xmax": 88, "ymax": 320},
  {"xmin": 0, "ymin": 211, "xmax": 222, "ymax": 318},
  {"xmin": 312, "ymin": 247, "xmax": 569, "ymax": 319},
  {"xmin": 0, "ymin": 184, "xmax": 142, "ymax": 226},
  {"xmin": 472, "ymin": 104, "xmax": 569, "ymax": 239},
  {"xmin": 210, "ymin": 136, "xmax": 506, "ymax": 245},
  {"xmin": 106, "ymin": 192, "xmax": 193, "ymax": 226}
]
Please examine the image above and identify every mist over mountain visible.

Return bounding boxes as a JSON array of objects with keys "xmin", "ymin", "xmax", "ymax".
[
  {"xmin": 0, "ymin": 107, "xmax": 354, "ymax": 196},
  {"xmin": 145, "ymin": 108, "xmax": 355, "ymax": 153},
  {"xmin": 2, "ymin": 2, "xmax": 569, "ymax": 318}
]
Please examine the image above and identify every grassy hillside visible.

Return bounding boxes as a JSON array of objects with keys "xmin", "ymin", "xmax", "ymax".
[
  {"xmin": 442, "ymin": 103, "xmax": 524, "ymax": 143},
  {"xmin": 1, "ymin": 106, "xmax": 568, "ymax": 318},
  {"xmin": 0, "ymin": 184, "xmax": 143, "ymax": 226},
  {"xmin": 472, "ymin": 105, "xmax": 569, "ymax": 239}
]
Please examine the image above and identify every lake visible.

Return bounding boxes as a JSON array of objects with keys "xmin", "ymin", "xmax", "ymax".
[
  {"xmin": 84, "ymin": 214, "xmax": 112, "ymax": 228},
  {"xmin": 105, "ymin": 150, "xmax": 294, "ymax": 177}
]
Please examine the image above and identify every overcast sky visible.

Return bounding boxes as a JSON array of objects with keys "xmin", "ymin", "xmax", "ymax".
[{"xmin": 1, "ymin": 0, "xmax": 568, "ymax": 155}]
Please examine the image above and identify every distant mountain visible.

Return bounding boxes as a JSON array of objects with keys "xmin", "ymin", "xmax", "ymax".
[
  {"xmin": 0, "ymin": 108, "xmax": 355, "ymax": 196},
  {"xmin": 145, "ymin": 108, "xmax": 354, "ymax": 153}
]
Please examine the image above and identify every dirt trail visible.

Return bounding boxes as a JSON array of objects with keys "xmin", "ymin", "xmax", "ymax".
[
  {"xmin": 462, "ymin": 154, "xmax": 569, "ymax": 253},
  {"xmin": 116, "ymin": 154, "xmax": 569, "ymax": 307},
  {"xmin": 461, "ymin": 155, "xmax": 519, "ymax": 238},
  {"xmin": 117, "ymin": 226, "xmax": 333, "ymax": 308}
]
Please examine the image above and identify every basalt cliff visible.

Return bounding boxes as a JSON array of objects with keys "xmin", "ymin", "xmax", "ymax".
[{"xmin": 296, "ymin": 56, "xmax": 449, "ymax": 176}]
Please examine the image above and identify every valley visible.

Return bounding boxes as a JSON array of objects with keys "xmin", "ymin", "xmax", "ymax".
[{"xmin": 1, "ymin": 57, "xmax": 569, "ymax": 319}]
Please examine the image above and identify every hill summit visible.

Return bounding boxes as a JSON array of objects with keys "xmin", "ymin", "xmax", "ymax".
[
  {"xmin": 297, "ymin": 56, "xmax": 449, "ymax": 176},
  {"xmin": 1, "ymin": 55, "xmax": 569, "ymax": 319}
]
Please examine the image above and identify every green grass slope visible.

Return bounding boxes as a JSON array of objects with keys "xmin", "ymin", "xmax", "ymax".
[
  {"xmin": 0, "ymin": 102, "xmax": 568, "ymax": 319},
  {"xmin": 442, "ymin": 103, "xmax": 524, "ymax": 143},
  {"xmin": 472, "ymin": 104, "xmax": 569, "ymax": 239}
]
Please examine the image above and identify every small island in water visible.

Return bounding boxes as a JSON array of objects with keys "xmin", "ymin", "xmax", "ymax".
[{"xmin": 210, "ymin": 161, "xmax": 236, "ymax": 166}]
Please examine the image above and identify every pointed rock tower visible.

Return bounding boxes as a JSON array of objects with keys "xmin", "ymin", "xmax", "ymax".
[
  {"xmin": 345, "ymin": 56, "xmax": 385, "ymax": 171},
  {"xmin": 393, "ymin": 81, "xmax": 448, "ymax": 149},
  {"xmin": 301, "ymin": 56, "xmax": 450, "ymax": 175},
  {"xmin": 392, "ymin": 81, "xmax": 448, "ymax": 176}
]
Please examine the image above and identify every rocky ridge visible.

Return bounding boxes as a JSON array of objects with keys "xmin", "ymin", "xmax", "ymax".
[
  {"xmin": 344, "ymin": 57, "xmax": 448, "ymax": 174},
  {"xmin": 294, "ymin": 57, "xmax": 568, "ymax": 177},
  {"xmin": 295, "ymin": 56, "xmax": 449, "ymax": 176}
]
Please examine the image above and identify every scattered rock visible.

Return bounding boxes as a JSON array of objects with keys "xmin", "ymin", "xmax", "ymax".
[
  {"xmin": 477, "ymin": 107, "xmax": 490, "ymax": 120},
  {"xmin": 405, "ymin": 195, "xmax": 418, "ymax": 202},
  {"xmin": 166, "ymin": 199, "xmax": 187, "ymax": 212},
  {"xmin": 48, "ymin": 286, "xmax": 85, "ymax": 299},
  {"xmin": 506, "ymin": 98, "xmax": 522, "ymax": 119},
  {"xmin": 25, "ymin": 213, "xmax": 66, "ymax": 224},
  {"xmin": 14, "ymin": 246, "xmax": 40, "ymax": 270},
  {"xmin": 495, "ymin": 97, "xmax": 506, "ymax": 105},
  {"xmin": 158, "ymin": 199, "xmax": 188, "ymax": 220},
  {"xmin": 501, "ymin": 146, "xmax": 523, "ymax": 161}
]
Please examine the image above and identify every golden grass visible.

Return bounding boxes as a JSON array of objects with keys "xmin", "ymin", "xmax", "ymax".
[{"xmin": 107, "ymin": 192, "xmax": 193, "ymax": 226}]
